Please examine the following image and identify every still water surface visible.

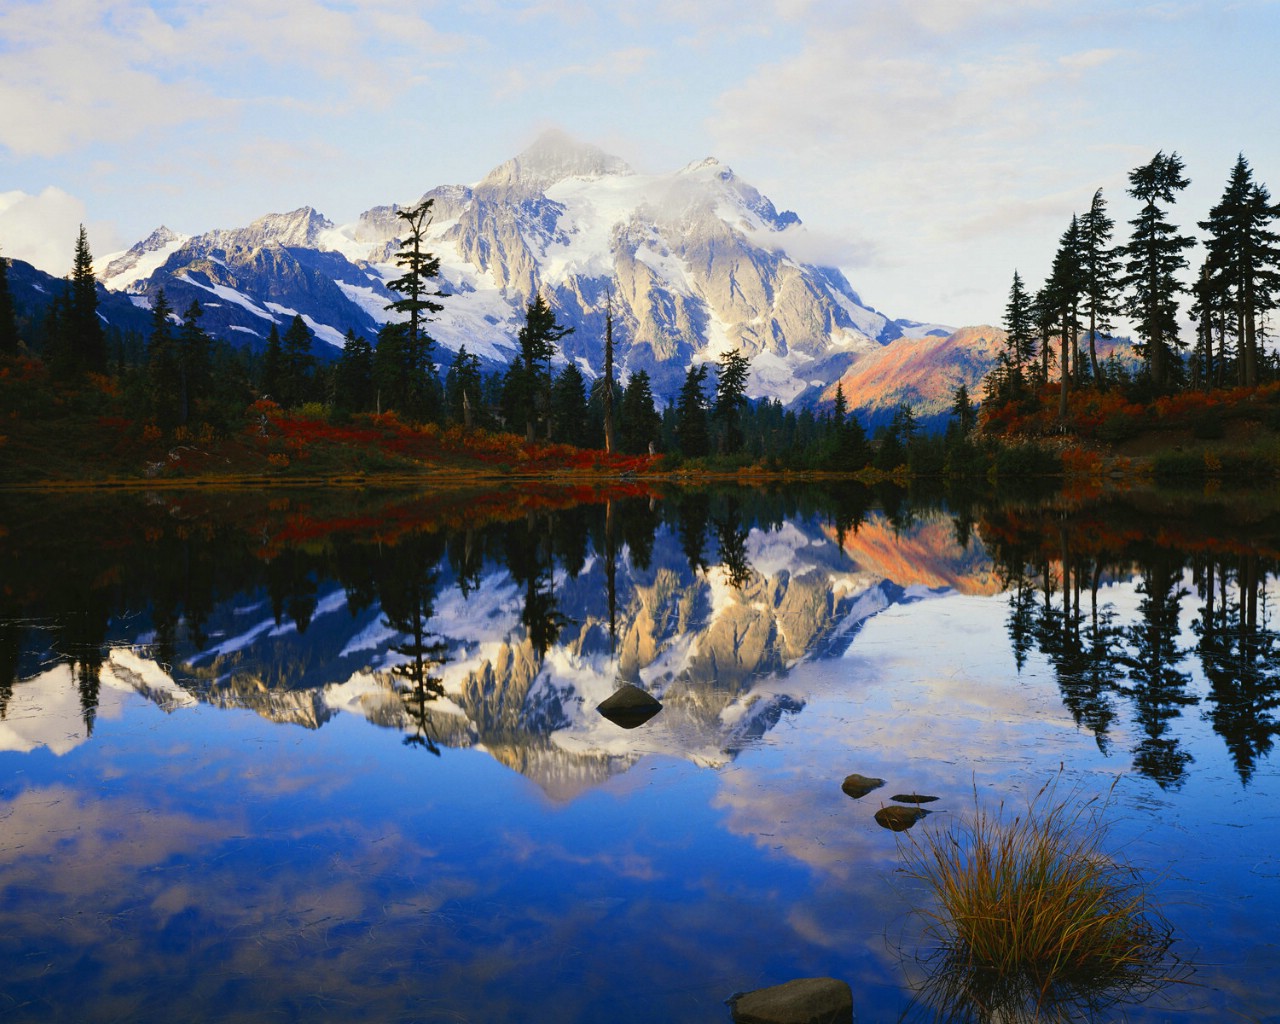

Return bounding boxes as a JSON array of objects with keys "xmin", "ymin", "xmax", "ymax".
[{"xmin": 1, "ymin": 485, "xmax": 1277, "ymax": 1022}]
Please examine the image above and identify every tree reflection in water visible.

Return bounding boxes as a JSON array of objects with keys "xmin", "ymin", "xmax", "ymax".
[
  {"xmin": 378, "ymin": 532, "xmax": 449, "ymax": 753},
  {"xmin": 3, "ymin": 487, "xmax": 1280, "ymax": 789},
  {"xmin": 987, "ymin": 504, "xmax": 1280, "ymax": 789}
]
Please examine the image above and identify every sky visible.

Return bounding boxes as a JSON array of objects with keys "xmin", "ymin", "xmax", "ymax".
[{"xmin": 2, "ymin": 0, "xmax": 1278, "ymax": 329}]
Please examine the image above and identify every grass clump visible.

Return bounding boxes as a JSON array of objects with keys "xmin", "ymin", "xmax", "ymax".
[{"xmin": 899, "ymin": 771, "xmax": 1187, "ymax": 1022}]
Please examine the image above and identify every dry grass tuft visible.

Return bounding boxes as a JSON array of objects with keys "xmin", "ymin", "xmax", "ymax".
[{"xmin": 898, "ymin": 770, "xmax": 1190, "ymax": 1022}]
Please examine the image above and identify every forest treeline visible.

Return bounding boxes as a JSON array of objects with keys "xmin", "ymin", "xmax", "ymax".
[
  {"xmin": 7, "ymin": 151, "xmax": 1280, "ymax": 481},
  {"xmin": 1, "ymin": 202, "xmax": 981, "ymax": 477},
  {"xmin": 4, "ymin": 482, "xmax": 1275, "ymax": 787},
  {"xmin": 987, "ymin": 150, "xmax": 1280, "ymax": 414}
]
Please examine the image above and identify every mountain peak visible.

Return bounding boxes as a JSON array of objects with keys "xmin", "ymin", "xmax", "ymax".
[{"xmin": 480, "ymin": 129, "xmax": 633, "ymax": 192}]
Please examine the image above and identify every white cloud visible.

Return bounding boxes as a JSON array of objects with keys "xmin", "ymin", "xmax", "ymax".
[
  {"xmin": 0, "ymin": 187, "xmax": 107, "ymax": 275},
  {"xmin": 0, "ymin": 0, "xmax": 470, "ymax": 158}
]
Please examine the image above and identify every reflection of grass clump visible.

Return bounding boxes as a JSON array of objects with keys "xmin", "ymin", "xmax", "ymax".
[{"xmin": 899, "ymin": 772, "xmax": 1187, "ymax": 1021}]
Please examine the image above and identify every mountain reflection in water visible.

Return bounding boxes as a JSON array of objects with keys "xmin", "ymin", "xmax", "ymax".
[{"xmin": 1, "ymin": 484, "xmax": 1279, "ymax": 1022}]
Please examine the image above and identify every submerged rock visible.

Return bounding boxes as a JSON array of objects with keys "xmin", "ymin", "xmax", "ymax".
[
  {"xmin": 728, "ymin": 977, "xmax": 854, "ymax": 1024},
  {"xmin": 596, "ymin": 684, "xmax": 662, "ymax": 729},
  {"xmin": 841, "ymin": 773, "xmax": 886, "ymax": 800},
  {"xmin": 889, "ymin": 793, "xmax": 939, "ymax": 804},
  {"xmin": 874, "ymin": 805, "xmax": 929, "ymax": 832}
]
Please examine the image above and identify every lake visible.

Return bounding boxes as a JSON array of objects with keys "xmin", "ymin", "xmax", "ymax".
[{"xmin": 1, "ymin": 482, "xmax": 1277, "ymax": 1022}]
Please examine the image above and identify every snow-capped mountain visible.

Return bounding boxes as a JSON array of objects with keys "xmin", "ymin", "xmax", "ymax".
[{"xmin": 101, "ymin": 130, "xmax": 952, "ymax": 399}]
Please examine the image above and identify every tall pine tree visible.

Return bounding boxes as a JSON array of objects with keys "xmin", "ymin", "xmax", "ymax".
[
  {"xmin": 0, "ymin": 249, "xmax": 18, "ymax": 354},
  {"xmin": 1122, "ymin": 151, "xmax": 1194, "ymax": 388},
  {"xmin": 385, "ymin": 198, "xmax": 445, "ymax": 419},
  {"xmin": 675, "ymin": 364, "xmax": 710, "ymax": 457},
  {"xmin": 713, "ymin": 349, "xmax": 750, "ymax": 454},
  {"xmin": 68, "ymin": 225, "xmax": 106, "ymax": 377},
  {"xmin": 1079, "ymin": 189, "xmax": 1122, "ymax": 386},
  {"xmin": 1002, "ymin": 269, "xmax": 1035, "ymax": 394},
  {"xmin": 514, "ymin": 294, "xmax": 573, "ymax": 441},
  {"xmin": 1198, "ymin": 154, "xmax": 1280, "ymax": 387}
]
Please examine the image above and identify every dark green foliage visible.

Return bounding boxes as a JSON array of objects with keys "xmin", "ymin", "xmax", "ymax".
[
  {"xmin": 1198, "ymin": 154, "xmax": 1280, "ymax": 387},
  {"xmin": 713, "ymin": 348, "xmax": 750, "ymax": 454},
  {"xmin": 874, "ymin": 403, "xmax": 917, "ymax": 471},
  {"xmin": 950, "ymin": 383, "xmax": 976, "ymax": 438},
  {"xmin": 550, "ymin": 360, "xmax": 589, "ymax": 446},
  {"xmin": 385, "ymin": 199, "xmax": 445, "ymax": 415},
  {"xmin": 61, "ymin": 225, "xmax": 106, "ymax": 379},
  {"xmin": 175, "ymin": 300, "xmax": 212, "ymax": 426},
  {"xmin": 619, "ymin": 369, "xmax": 660, "ymax": 454},
  {"xmin": 1002, "ymin": 271, "xmax": 1035, "ymax": 392},
  {"xmin": 279, "ymin": 315, "xmax": 316, "ymax": 409},
  {"xmin": 675, "ymin": 364, "xmax": 710, "ymax": 457},
  {"xmin": 1079, "ymin": 189, "xmax": 1123, "ymax": 384},
  {"xmin": 1122, "ymin": 151, "xmax": 1194, "ymax": 388},
  {"xmin": 822, "ymin": 384, "xmax": 870, "ymax": 471},
  {"xmin": 372, "ymin": 321, "xmax": 441, "ymax": 421},
  {"xmin": 0, "ymin": 251, "xmax": 18, "ymax": 353},
  {"xmin": 445, "ymin": 345, "xmax": 484, "ymax": 428},
  {"xmin": 993, "ymin": 442, "xmax": 1063, "ymax": 480},
  {"xmin": 334, "ymin": 330, "xmax": 375, "ymax": 414},
  {"xmin": 260, "ymin": 323, "xmax": 283, "ymax": 401},
  {"xmin": 513, "ymin": 294, "xmax": 573, "ymax": 441},
  {"xmin": 1049, "ymin": 214, "xmax": 1086, "ymax": 414},
  {"xmin": 146, "ymin": 290, "xmax": 180, "ymax": 426}
]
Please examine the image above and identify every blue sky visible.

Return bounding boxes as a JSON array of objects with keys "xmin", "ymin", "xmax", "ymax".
[{"xmin": 2, "ymin": 0, "xmax": 1278, "ymax": 328}]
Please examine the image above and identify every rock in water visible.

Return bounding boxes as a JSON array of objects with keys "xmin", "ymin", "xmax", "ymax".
[
  {"xmin": 596, "ymin": 684, "xmax": 662, "ymax": 729},
  {"xmin": 841, "ymin": 773, "xmax": 885, "ymax": 800},
  {"xmin": 874, "ymin": 805, "xmax": 929, "ymax": 832},
  {"xmin": 889, "ymin": 793, "xmax": 939, "ymax": 804},
  {"xmin": 729, "ymin": 977, "xmax": 854, "ymax": 1024}
]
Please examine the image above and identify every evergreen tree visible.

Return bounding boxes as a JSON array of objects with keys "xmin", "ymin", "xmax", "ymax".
[
  {"xmin": 372, "ymin": 322, "xmax": 408, "ymax": 415},
  {"xmin": 675, "ymin": 364, "xmax": 710, "ymax": 457},
  {"xmin": 146, "ymin": 290, "xmax": 181, "ymax": 427},
  {"xmin": 602, "ymin": 295, "xmax": 617, "ymax": 453},
  {"xmin": 950, "ymin": 382, "xmax": 976, "ymax": 437},
  {"xmin": 1032, "ymin": 282, "xmax": 1057, "ymax": 386},
  {"xmin": 279, "ymin": 314, "xmax": 315, "ymax": 408},
  {"xmin": 67, "ymin": 224, "xmax": 106, "ymax": 377},
  {"xmin": 40, "ymin": 290, "xmax": 72, "ymax": 377},
  {"xmin": 1000, "ymin": 270, "xmax": 1035, "ymax": 397},
  {"xmin": 444, "ymin": 344, "xmax": 483, "ymax": 428},
  {"xmin": 515, "ymin": 294, "xmax": 573, "ymax": 441},
  {"xmin": 1122, "ymin": 151, "xmax": 1194, "ymax": 388},
  {"xmin": 619, "ymin": 370, "xmax": 660, "ymax": 454},
  {"xmin": 550, "ymin": 361, "xmax": 589, "ymax": 446},
  {"xmin": 1078, "ymin": 189, "xmax": 1122, "ymax": 385},
  {"xmin": 1199, "ymin": 154, "xmax": 1280, "ymax": 387},
  {"xmin": 829, "ymin": 384, "xmax": 870, "ymax": 471},
  {"xmin": 1048, "ymin": 214, "xmax": 1085, "ymax": 417},
  {"xmin": 385, "ymin": 198, "xmax": 446, "ymax": 414},
  {"xmin": 0, "ymin": 249, "xmax": 18, "ymax": 353},
  {"xmin": 713, "ymin": 348, "xmax": 750, "ymax": 454},
  {"xmin": 334, "ymin": 330, "xmax": 374, "ymax": 414},
  {"xmin": 832, "ymin": 381, "xmax": 849, "ymax": 426},
  {"xmin": 1189, "ymin": 258, "xmax": 1231, "ymax": 388},
  {"xmin": 260, "ymin": 323, "xmax": 283, "ymax": 401},
  {"xmin": 175, "ymin": 300, "xmax": 212, "ymax": 426}
]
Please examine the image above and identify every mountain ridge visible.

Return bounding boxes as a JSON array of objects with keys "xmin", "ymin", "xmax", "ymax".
[{"xmin": 92, "ymin": 130, "xmax": 962, "ymax": 407}]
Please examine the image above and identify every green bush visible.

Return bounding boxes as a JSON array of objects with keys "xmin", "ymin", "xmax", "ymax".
[{"xmin": 992, "ymin": 442, "xmax": 1062, "ymax": 479}]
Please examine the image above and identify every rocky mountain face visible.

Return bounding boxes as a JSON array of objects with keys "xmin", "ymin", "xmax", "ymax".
[
  {"xmin": 5, "ymin": 255, "xmax": 154, "ymax": 341},
  {"xmin": 811, "ymin": 326, "xmax": 1140, "ymax": 429},
  {"xmin": 98, "ymin": 130, "xmax": 953, "ymax": 402}
]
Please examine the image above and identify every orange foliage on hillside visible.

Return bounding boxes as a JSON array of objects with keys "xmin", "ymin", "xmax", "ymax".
[{"xmin": 248, "ymin": 404, "xmax": 658, "ymax": 477}]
